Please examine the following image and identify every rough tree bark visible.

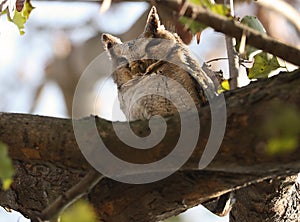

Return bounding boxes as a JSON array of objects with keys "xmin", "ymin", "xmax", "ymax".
[
  {"xmin": 230, "ymin": 175, "xmax": 300, "ymax": 222},
  {"xmin": 0, "ymin": 70, "xmax": 299, "ymax": 221}
]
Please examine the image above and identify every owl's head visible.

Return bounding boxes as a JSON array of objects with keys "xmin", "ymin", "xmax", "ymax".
[
  {"xmin": 101, "ymin": 6, "xmax": 215, "ymax": 98},
  {"xmin": 101, "ymin": 6, "xmax": 183, "ymax": 64}
]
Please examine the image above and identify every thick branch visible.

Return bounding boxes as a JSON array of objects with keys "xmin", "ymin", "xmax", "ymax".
[
  {"xmin": 230, "ymin": 175, "xmax": 300, "ymax": 222},
  {"xmin": 33, "ymin": 169, "xmax": 103, "ymax": 222},
  {"xmin": 0, "ymin": 70, "xmax": 299, "ymax": 221}
]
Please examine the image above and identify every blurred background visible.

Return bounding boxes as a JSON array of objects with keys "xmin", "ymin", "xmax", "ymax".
[{"xmin": 0, "ymin": 0, "xmax": 299, "ymax": 221}]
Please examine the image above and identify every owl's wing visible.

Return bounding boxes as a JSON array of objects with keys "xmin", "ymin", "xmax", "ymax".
[{"xmin": 167, "ymin": 44, "xmax": 218, "ymax": 102}]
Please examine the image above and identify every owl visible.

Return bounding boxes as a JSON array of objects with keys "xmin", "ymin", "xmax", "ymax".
[{"xmin": 102, "ymin": 6, "xmax": 216, "ymax": 121}]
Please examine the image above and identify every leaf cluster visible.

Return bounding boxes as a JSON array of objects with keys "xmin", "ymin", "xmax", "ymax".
[
  {"xmin": 180, "ymin": 2, "xmax": 281, "ymax": 85},
  {"xmin": 0, "ymin": 142, "xmax": 14, "ymax": 190},
  {"xmin": 262, "ymin": 102, "xmax": 300, "ymax": 154}
]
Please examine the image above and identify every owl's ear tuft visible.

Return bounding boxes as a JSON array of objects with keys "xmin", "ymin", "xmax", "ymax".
[
  {"xmin": 101, "ymin": 33, "xmax": 122, "ymax": 50},
  {"xmin": 143, "ymin": 6, "xmax": 163, "ymax": 38}
]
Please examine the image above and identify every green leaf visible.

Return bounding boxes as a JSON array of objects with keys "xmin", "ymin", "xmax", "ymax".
[
  {"xmin": 218, "ymin": 79, "xmax": 230, "ymax": 93},
  {"xmin": 241, "ymin": 15, "xmax": 266, "ymax": 34},
  {"xmin": 237, "ymin": 16, "xmax": 266, "ymax": 57},
  {"xmin": 221, "ymin": 79, "xmax": 230, "ymax": 90},
  {"xmin": 180, "ymin": 1, "xmax": 229, "ymax": 34},
  {"xmin": 186, "ymin": 0, "xmax": 200, "ymax": 5},
  {"xmin": 265, "ymin": 103, "xmax": 300, "ymax": 137},
  {"xmin": 179, "ymin": 16, "xmax": 207, "ymax": 34},
  {"xmin": 210, "ymin": 4, "xmax": 230, "ymax": 16},
  {"xmin": 263, "ymin": 102, "xmax": 300, "ymax": 155},
  {"xmin": 186, "ymin": 0, "xmax": 212, "ymax": 7},
  {"xmin": 60, "ymin": 200, "xmax": 97, "ymax": 222},
  {"xmin": 240, "ymin": 16, "xmax": 280, "ymax": 78},
  {"xmin": 3, "ymin": 178, "xmax": 13, "ymax": 190},
  {"xmin": 267, "ymin": 136, "xmax": 297, "ymax": 155},
  {"xmin": 187, "ymin": 0, "xmax": 229, "ymax": 16},
  {"xmin": 0, "ymin": 142, "xmax": 14, "ymax": 190},
  {"xmin": 248, "ymin": 52, "xmax": 280, "ymax": 79},
  {"xmin": 7, "ymin": 0, "xmax": 34, "ymax": 35}
]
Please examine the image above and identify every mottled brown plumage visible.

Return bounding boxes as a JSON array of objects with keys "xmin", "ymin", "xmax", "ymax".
[{"xmin": 102, "ymin": 6, "xmax": 216, "ymax": 121}]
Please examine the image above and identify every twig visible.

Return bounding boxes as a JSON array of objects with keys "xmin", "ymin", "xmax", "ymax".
[
  {"xmin": 183, "ymin": 3, "xmax": 300, "ymax": 67},
  {"xmin": 224, "ymin": 0, "xmax": 239, "ymax": 89},
  {"xmin": 206, "ymin": 57, "xmax": 229, "ymax": 64},
  {"xmin": 32, "ymin": 168, "xmax": 104, "ymax": 222}
]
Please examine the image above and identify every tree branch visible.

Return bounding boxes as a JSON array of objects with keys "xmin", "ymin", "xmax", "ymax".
[
  {"xmin": 230, "ymin": 175, "xmax": 300, "ymax": 222},
  {"xmin": 0, "ymin": 70, "xmax": 299, "ymax": 221},
  {"xmin": 33, "ymin": 168, "xmax": 103, "ymax": 222},
  {"xmin": 224, "ymin": 0, "xmax": 239, "ymax": 89},
  {"xmin": 181, "ymin": 3, "xmax": 300, "ymax": 67}
]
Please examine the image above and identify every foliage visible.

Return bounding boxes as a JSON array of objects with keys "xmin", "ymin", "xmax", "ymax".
[
  {"xmin": 219, "ymin": 79, "xmax": 230, "ymax": 92},
  {"xmin": 187, "ymin": 0, "xmax": 230, "ymax": 16},
  {"xmin": 0, "ymin": 142, "xmax": 15, "ymax": 190},
  {"xmin": 179, "ymin": 16, "xmax": 207, "ymax": 35},
  {"xmin": 239, "ymin": 16, "xmax": 280, "ymax": 79},
  {"xmin": 180, "ymin": 0, "xmax": 230, "ymax": 34},
  {"xmin": 240, "ymin": 15, "xmax": 266, "ymax": 34},
  {"xmin": 180, "ymin": 2, "xmax": 281, "ymax": 81},
  {"xmin": 238, "ymin": 15, "xmax": 265, "ymax": 57},
  {"xmin": 0, "ymin": 0, "xmax": 34, "ymax": 35},
  {"xmin": 60, "ymin": 200, "xmax": 97, "ymax": 222},
  {"xmin": 248, "ymin": 52, "xmax": 280, "ymax": 79},
  {"xmin": 263, "ymin": 102, "xmax": 300, "ymax": 155}
]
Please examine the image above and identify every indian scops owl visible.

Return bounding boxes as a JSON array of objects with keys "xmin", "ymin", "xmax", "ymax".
[{"xmin": 102, "ymin": 6, "xmax": 217, "ymax": 121}]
